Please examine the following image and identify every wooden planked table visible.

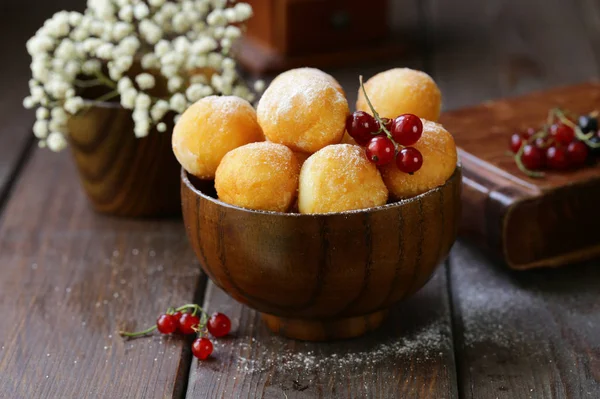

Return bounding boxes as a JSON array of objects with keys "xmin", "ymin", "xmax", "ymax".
[{"xmin": 1, "ymin": 0, "xmax": 599, "ymax": 398}]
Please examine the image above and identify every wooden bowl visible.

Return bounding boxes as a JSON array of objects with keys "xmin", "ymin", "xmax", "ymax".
[
  {"xmin": 181, "ymin": 166, "xmax": 461, "ymax": 341},
  {"xmin": 68, "ymin": 103, "xmax": 181, "ymax": 218}
]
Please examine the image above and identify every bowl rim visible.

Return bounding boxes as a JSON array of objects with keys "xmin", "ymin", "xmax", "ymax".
[{"xmin": 181, "ymin": 163, "xmax": 461, "ymax": 217}]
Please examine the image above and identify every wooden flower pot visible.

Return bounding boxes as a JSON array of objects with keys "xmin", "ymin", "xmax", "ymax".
[{"xmin": 68, "ymin": 103, "xmax": 181, "ymax": 218}]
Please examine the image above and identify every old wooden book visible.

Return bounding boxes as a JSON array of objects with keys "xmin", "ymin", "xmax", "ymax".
[{"xmin": 440, "ymin": 82, "xmax": 600, "ymax": 269}]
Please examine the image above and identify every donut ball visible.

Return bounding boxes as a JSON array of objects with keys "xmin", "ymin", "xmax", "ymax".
[
  {"xmin": 382, "ymin": 120, "xmax": 457, "ymax": 199},
  {"xmin": 257, "ymin": 68, "xmax": 349, "ymax": 153},
  {"xmin": 298, "ymin": 144, "xmax": 388, "ymax": 214},
  {"xmin": 172, "ymin": 96, "xmax": 264, "ymax": 179},
  {"xmin": 357, "ymin": 68, "xmax": 442, "ymax": 122},
  {"xmin": 215, "ymin": 142, "xmax": 300, "ymax": 212},
  {"xmin": 271, "ymin": 67, "xmax": 345, "ymax": 96}
]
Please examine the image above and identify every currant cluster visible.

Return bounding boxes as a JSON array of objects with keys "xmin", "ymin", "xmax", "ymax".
[
  {"xmin": 347, "ymin": 77, "xmax": 424, "ymax": 173},
  {"xmin": 120, "ymin": 304, "xmax": 231, "ymax": 361},
  {"xmin": 509, "ymin": 109, "xmax": 600, "ymax": 177}
]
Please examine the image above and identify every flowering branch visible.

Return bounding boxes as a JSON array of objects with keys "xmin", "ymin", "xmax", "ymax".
[{"xmin": 23, "ymin": 0, "xmax": 265, "ymax": 151}]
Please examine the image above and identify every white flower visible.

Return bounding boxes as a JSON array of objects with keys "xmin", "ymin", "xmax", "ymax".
[
  {"xmin": 222, "ymin": 57, "xmax": 235, "ymax": 70},
  {"xmin": 224, "ymin": 8, "xmax": 237, "ymax": 22},
  {"xmin": 149, "ymin": 0, "xmax": 166, "ymax": 7},
  {"xmin": 224, "ymin": 26, "xmax": 241, "ymax": 39},
  {"xmin": 170, "ymin": 93, "xmax": 187, "ymax": 113},
  {"xmin": 82, "ymin": 59, "xmax": 101, "ymax": 74},
  {"xmin": 139, "ymin": 20, "xmax": 163, "ymax": 44},
  {"xmin": 120, "ymin": 88, "xmax": 137, "ymax": 108},
  {"xmin": 36, "ymin": 107, "xmax": 49, "ymax": 120},
  {"xmin": 31, "ymin": 86, "xmax": 46, "ymax": 102},
  {"xmin": 155, "ymin": 40, "xmax": 171, "ymax": 57},
  {"xmin": 213, "ymin": 26, "xmax": 225, "ymax": 39},
  {"xmin": 172, "ymin": 13, "xmax": 190, "ymax": 33},
  {"xmin": 190, "ymin": 74, "xmax": 207, "ymax": 84},
  {"xmin": 185, "ymin": 84, "xmax": 206, "ymax": 102},
  {"xmin": 47, "ymin": 132, "xmax": 67, "ymax": 151},
  {"xmin": 133, "ymin": 3, "xmax": 150, "ymax": 20},
  {"xmin": 235, "ymin": 3, "xmax": 253, "ymax": 20},
  {"xmin": 71, "ymin": 28, "xmax": 90, "ymax": 42},
  {"xmin": 207, "ymin": 10, "xmax": 226, "ymax": 26},
  {"xmin": 191, "ymin": 37, "xmax": 217, "ymax": 54},
  {"xmin": 174, "ymin": 37, "xmax": 190, "ymax": 53},
  {"xmin": 220, "ymin": 38, "xmax": 232, "ymax": 50},
  {"xmin": 160, "ymin": 2, "xmax": 178, "ymax": 17},
  {"xmin": 49, "ymin": 118, "xmax": 66, "ymax": 132},
  {"xmin": 207, "ymin": 52, "xmax": 223, "ymax": 69},
  {"xmin": 119, "ymin": 36, "xmax": 140, "ymax": 55},
  {"xmin": 82, "ymin": 38, "xmax": 101, "ymax": 53},
  {"xmin": 51, "ymin": 107, "xmax": 68, "ymax": 123},
  {"xmin": 254, "ymin": 80, "xmax": 265, "ymax": 93},
  {"xmin": 113, "ymin": 22, "xmax": 132, "ymax": 41},
  {"xmin": 141, "ymin": 53, "xmax": 160, "ymax": 69},
  {"xmin": 33, "ymin": 120, "xmax": 49, "ymax": 138},
  {"xmin": 135, "ymin": 73, "xmax": 156, "ymax": 89},
  {"xmin": 118, "ymin": 5, "xmax": 134, "ymax": 22},
  {"xmin": 64, "ymin": 61, "xmax": 80, "ymax": 79},
  {"xmin": 161, "ymin": 64, "xmax": 178, "ymax": 78},
  {"xmin": 65, "ymin": 88, "xmax": 76, "ymax": 98},
  {"xmin": 118, "ymin": 77, "xmax": 133, "ymax": 91},
  {"xmin": 150, "ymin": 100, "xmax": 169, "ymax": 121},
  {"xmin": 96, "ymin": 43, "xmax": 114, "ymax": 59},
  {"xmin": 134, "ymin": 124, "xmax": 150, "ymax": 138},
  {"xmin": 161, "ymin": 51, "xmax": 184, "ymax": 66},
  {"xmin": 168, "ymin": 76, "xmax": 183, "ymax": 92},
  {"xmin": 68, "ymin": 11, "xmax": 82, "ymax": 25},
  {"xmin": 64, "ymin": 97, "xmax": 85, "ymax": 114},
  {"xmin": 26, "ymin": 36, "xmax": 55, "ymax": 56},
  {"xmin": 135, "ymin": 93, "xmax": 152, "ymax": 109},
  {"xmin": 157, "ymin": 122, "xmax": 167, "ymax": 132}
]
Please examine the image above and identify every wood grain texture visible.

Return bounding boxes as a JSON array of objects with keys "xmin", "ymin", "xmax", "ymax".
[
  {"xmin": 68, "ymin": 104, "xmax": 181, "ymax": 218},
  {"xmin": 441, "ymin": 83, "xmax": 600, "ymax": 269},
  {"xmin": 428, "ymin": 0, "xmax": 600, "ymax": 396},
  {"xmin": 181, "ymin": 166, "xmax": 461, "ymax": 341},
  {"xmin": 449, "ymin": 241, "xmax": 600, "ymax": 399},
  {"xmin": 186, "ymin": 270, "xmax": 458, "ymax": 398},
  {"xmin": 0, "ymin": 149, "xmax": 205, "ymax": 398}
]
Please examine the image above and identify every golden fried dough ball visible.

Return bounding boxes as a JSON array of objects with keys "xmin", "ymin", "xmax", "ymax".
[
  {"xmin": 298, "ymin": 144, "xmax": 388, "ymax": 214},
  {"xmin": 341, "ymin": 132, "xmax": 357, "ymax": 145},
  {"xmin": 215, "ymin": 142, "xmax": 300, "ymax": 212},
  {"xmin": 270, "ymin": 67, "xmax": 345, "ymax": 96},
  {"xmin": 257, "ymin": 69, "xmax": 349, "ymax": 153},
  {"xmin": 357, "ymin": 68, "xmax": 442, "ymax": 122},
  {"xmin": 382, "ymin": 120, "xmax": 457, "ymax": 199},
  {"xmin": 172, "ymin": 96, "xmax": 264, "ymax": 179}
]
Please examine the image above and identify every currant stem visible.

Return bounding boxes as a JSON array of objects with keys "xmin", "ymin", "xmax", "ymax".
[
  {"xmin": 119, "ymin": 325, "xmax": 157, "ymax": 338},
  {"xmin": 359, "ymin": 76, "xmax": 395, "ymax": 142}
]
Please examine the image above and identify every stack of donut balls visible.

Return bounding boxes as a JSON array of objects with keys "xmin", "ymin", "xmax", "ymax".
[{"xmin": 172, "ymin": 67, "xmax": 458, "ymax": 214}]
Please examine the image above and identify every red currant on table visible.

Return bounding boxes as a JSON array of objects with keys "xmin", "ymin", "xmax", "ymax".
[
  {"xmin": 546, "ymin": 146, "xmax": 569, "ymax": 170},
  {"xmin": 192, "ymin": 337, "xmax": 213, "ymax": 360},
  {"xmin": 156, "ymin": 314, "xmax": 178, "ymax": 334},
  {"xmin": 366, "ymin": 136, "xmax": 395, "ymax": 166},
  {"xmin": 346, "ymin": 111, "xmax": 379, "ymax": 145},
  {"xmin": 391, "ymin": 114, "xmax": 423, "ymax": 146},
  {"xmin": 566, "ymin": 141, "xmax": 589, "ymax": 167},
  {"xmin": 396, "ymin": 147, "xmax": 423, "ymax": 174},
  {"xmin": 521, "ymin": 144, "xmax": 545, "ymax": 170},
  {"xmin": 207, "ymin": 313, "xmax": 231, "ymax": 337},
  {"xmin": 509, "ymin": 133, "xmax": 523, "ymax": 153},
  {"xmin": 550, "ymin": 123, "xmax": 575, "ymax": 146},
  {"xmin": 178, "ymin": 313, "xmax": 200, "ymax": 335}
]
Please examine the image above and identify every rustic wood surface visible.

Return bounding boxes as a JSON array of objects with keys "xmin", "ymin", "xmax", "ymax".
[
  {"xmin": 428, "ymin": 0, "xmax": 600, "ymax": 397},
  {"xmin": 2, "ymin": 0, "xmax": 600, "ymax": 398}
]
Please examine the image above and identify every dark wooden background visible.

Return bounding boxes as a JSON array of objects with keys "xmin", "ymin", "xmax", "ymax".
[{"xmin": 1, "ymin": 0, "xmax": 600, "ymax": 398}]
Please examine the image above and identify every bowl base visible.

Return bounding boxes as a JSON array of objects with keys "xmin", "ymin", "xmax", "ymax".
[{"xmin": 261, "ymin": 310, "xmax": 388, "ymax": 341}]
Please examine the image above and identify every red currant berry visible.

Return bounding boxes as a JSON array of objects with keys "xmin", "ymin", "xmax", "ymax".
[
  {"xmin": 550, "ymin": 123, "xmax": 575, "ymax": 146},
  {"xmin": 396, "ymin": 147, "xmax": 423, "ymax": 173},
  {"xmin": 524, "ymin": 127, "xmax": 537, "ymax": 138},
  {"xmin": 156, "ymin": 314, "xmax": 178, "ymax": 334},
  {"xmin": 546, "ymin": 146, "xmax": 569, "ymax": 170},
  {"xmin": 207, "ymin": 313, "xmax": 231, "ymax": 337},
  {"xmin": 521, "ymin": 145, "xmax": 545, "ymax": 170},
  {"xmin": 378, "ymin": 117, "xmax": 393, "ymax": 132},
  {"xmin": 346, "ymin": 111, "xmax": 378, "ymax": 146},
  {"xmin": 191, "ymin": 338, "xmax": 213, "ymax": 360},
  {"xmin": 566, "ymin": 141, "xmax": 589, "ymax": 167},
  {"xmin": 509, "ymin": 133, "xmax": 523, "ymax": 153},
  {"xmin": 178, "ymin": 313, "xmax": 200, "ymax": 335},
  {"xmin": 366, "ymin": 136, "xmax": 395, "ymax": 166},
  {"xmin": 391, "ymin": 114, "xmax": 423, "ymax": 146}
]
